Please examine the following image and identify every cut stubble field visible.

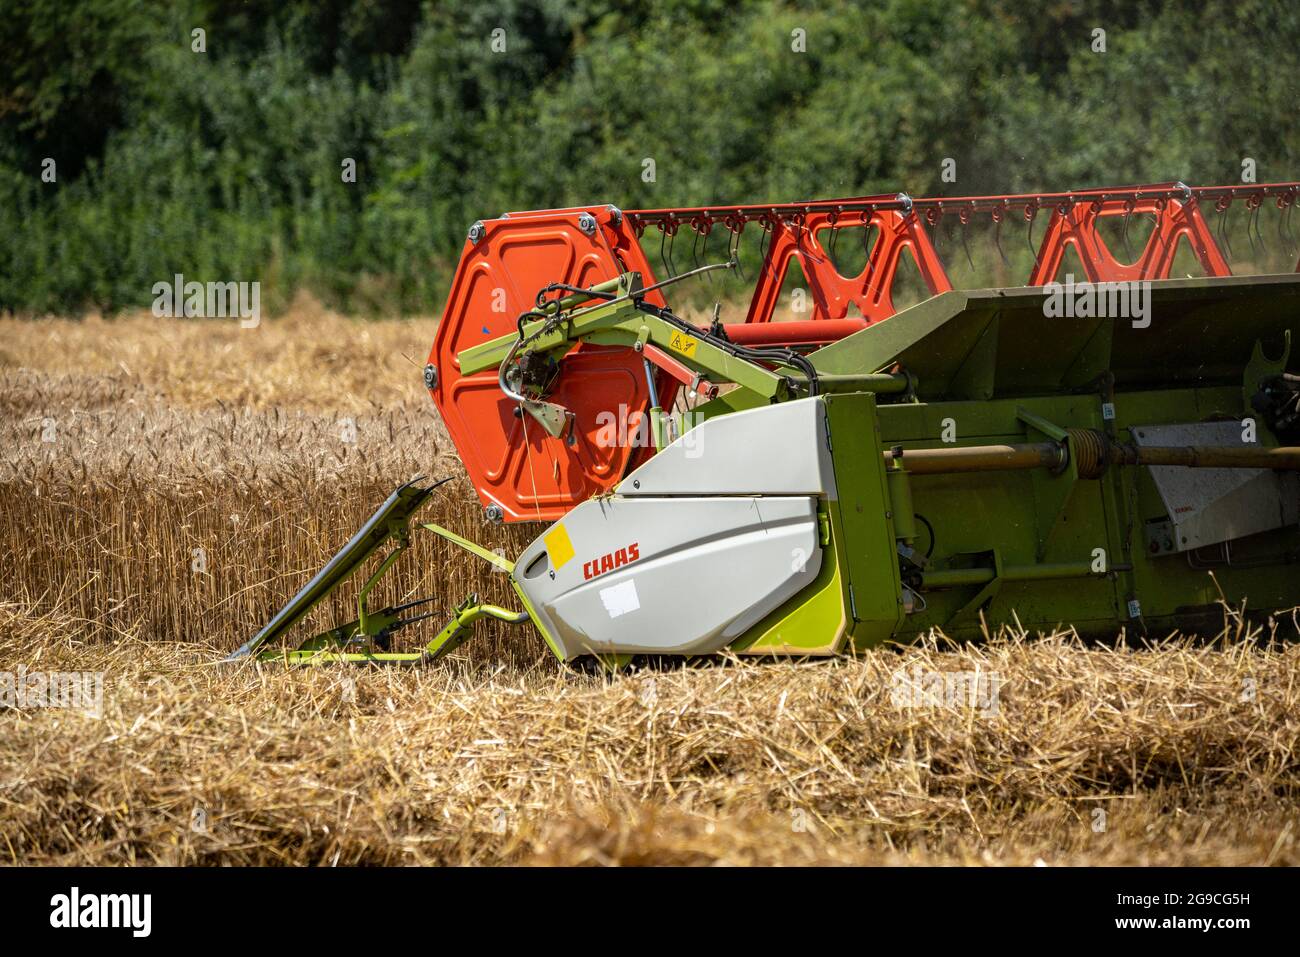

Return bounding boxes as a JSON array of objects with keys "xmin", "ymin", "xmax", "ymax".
[{"xmin": 1, "ymin": 302, "xmax": 1297, "ymax": 866}]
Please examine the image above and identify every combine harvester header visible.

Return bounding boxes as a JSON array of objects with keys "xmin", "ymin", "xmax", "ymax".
[{"xmin": 234, "ymin": 181, "xmax": 1300, "ymax": 667}]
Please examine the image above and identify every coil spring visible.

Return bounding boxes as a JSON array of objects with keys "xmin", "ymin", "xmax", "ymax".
[{"xmin": 1067, "ymin": 428, "xmax": 1110, "ymax": 479}]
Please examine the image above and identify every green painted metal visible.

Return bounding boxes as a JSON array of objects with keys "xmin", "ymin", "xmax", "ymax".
[
  {"xmin": 229, "ymin": 478, "xmax": 446, "ymax": 661},
  {"xmin": 593, "ymin": 653, "xmax": 635, "ymax": 673},
  {"xmin": 921, "ymin": 561, "xmax": 1103, "ymax": 587},
  {"xmin": 421, "ymin": 522, "xmax": 514, "ymax": 572},
  {"xmin": 506, "ymin": 576, "xmax": 565, "ymax": 661},
  {"xmin": 813, "ymin": 274, "xmax": 1300, "ymax": 400},
  {"xmin": 238, "ymin": 478, "xmax": 540, "ymax": 666},
  {"xmin": 256, "ymin": 597, "xmax": 529, "ymax": 665},
  {"xmin": 422, "ymin": 596, "xmax": 531, "ymax": 660},
  {"xmin": 842, "ymin": 275, "xmax": 1300, "ymax": 642},
  {"xmin": 457, "ymin": 272, "xmax": 795, "ymax": 405},
  {"xmin": 293, "ymin": 602, "xmax": 429, "ymax": 654},
  {"xmin": 885, "ymin": 462, "xmax": 918, "ymax": 544},
  {"xmin": 241, "ymin": 273, "xmax": 1300, "ymax": 668},
  {"xmin": 356, "ymin": 547, "xmax": 404, "ymax": 639},
  {"xmin": 714, "ymin": 275, "xmax": 1299, "ymax": 651},
  {"xmin": 421, "ymin": 520, "xmax": 566, "ymax": 660},
  {"xmin": 822, "ymin": 391, "xmax": 909, "ymax": 650},
  {"xmin": 250, "ymin": 577, "xmax": 534, "ymax": 665},
  {"xmin": 731, "ymin": 506, "xmax": 850, "ymax": 655}
]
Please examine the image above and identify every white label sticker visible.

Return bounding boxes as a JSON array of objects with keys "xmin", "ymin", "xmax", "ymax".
[{"xmin": 599, "ymin": 579, "xmax": 640, "ymax": 618}]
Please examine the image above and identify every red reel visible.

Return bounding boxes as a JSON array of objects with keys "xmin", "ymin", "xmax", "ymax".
[{"xmin": 427, "ymin": 207, "xmax": 672, "ymax": 522}]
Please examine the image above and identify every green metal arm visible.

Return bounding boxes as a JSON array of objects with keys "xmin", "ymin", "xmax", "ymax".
[
  {"xmin": 231, "ymin": 477, "xmax": 537, "ymax": 666},
  {"xmin": 228, "ymin": 478, "xmax": 446, "ymax": 660},
  {"xmin": 421, "ymin": 522, "xmax": 514, "ymax": 571},
  {"xmin": 258, "ymin": 595, "xmax": 530, "ymax": 666},
  {"xmin": 456, "ymin": 271, "xmax": 792, "ymax": 405},
  {"xmin": 422, "ymin": 594, "xmax": 531, "ymax": 661},
  {"xmin": 357, "ymin": 545, "xmax": 405, "ymax": 638}
]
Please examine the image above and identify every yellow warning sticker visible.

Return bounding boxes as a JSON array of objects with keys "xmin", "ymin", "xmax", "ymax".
[
  {"xmin": 543, "ymin": 523, "xmax": 575, "ymax": 570},
  {"xmin": 667, "ymin": 330, "xmax": 699, "ymax": 359}
]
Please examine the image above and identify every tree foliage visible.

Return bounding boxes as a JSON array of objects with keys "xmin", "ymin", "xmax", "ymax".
[{"xmin": 2, "ymin": 0, "xmax": 1297, "ymax": 314}]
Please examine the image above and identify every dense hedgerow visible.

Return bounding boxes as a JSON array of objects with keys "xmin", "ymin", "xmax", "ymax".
[{"xmin": 3, "ymin": 0, "xmax": 1298, "ymax": 316}]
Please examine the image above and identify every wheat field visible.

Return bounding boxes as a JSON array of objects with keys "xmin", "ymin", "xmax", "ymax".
[{"xmin": 1, "ymin": 302, "xmax": 1298, "ymax": 866}]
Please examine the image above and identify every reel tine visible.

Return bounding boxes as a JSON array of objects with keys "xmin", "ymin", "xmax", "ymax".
[
  {"xmin": 993, "ymin": 209, "xmax": 1011, "ymax": 267},
  {"xmin": 1277, "ymin": 195, "xmax": 1291, "ymax": 256},
  {"xmin": 659, "ymin": 224, "xmax": 671, "ymax": 281},
  {"xmin": 959, "ymin": 210, "xmax": 975, "ymax": 272},
  {"xmin": 1122, "ymin": 202, "xmax": 1135, "ymax": 262},
  {"xmin": 667, "ymin": 226, "xmax": 678, "ymax": 278},
  {"xmin": 729, "ymin": 222, "xmax": 747, "ymax": 282},
  {"xmin": 1217, "ymin": 201, "xmax": 1234, "ymax": 260},
  {"xmin": 858, "ymin": 212, "xmax": 876, "ymax": 290},
  {"xmin": 701, "ymin": 223, "xmax": 714, "ymax": 286},
  {"xmin": 1283, "ymin": 193, "xmax": 1298, "ymax": 258}
]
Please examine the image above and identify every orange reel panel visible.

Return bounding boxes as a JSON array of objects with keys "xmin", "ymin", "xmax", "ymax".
[{"xmin": 427, "ymin": 208, "xmax": 668, "ymax": 522}]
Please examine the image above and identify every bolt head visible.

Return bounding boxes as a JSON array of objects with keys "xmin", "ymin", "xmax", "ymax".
[
  {"xmin": 468, "ymin": 221, "xmax": 486, "ymax": 244},
  {"xmin": 484, "ymin": 504, "xmax": 504, "ymax": 523},
  {"xmin": 423, "ymin": 364, "xmax": 438, "ymax": 390},
  {"xmin": 577, "ymin": 212, "xmax": 597, "ymax": 235}
]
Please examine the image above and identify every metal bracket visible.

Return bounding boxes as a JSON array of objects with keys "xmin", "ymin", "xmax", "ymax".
[
  {"xmin": 945, "ymin": 550, "xmax": 1004, "ymax": 628},
  {"xmin": 357, "ymin": 544, "xmax": 406, "ymax": 638},
  {"xmin": 522, "ymin": 398, "xmax": 570, "ymax": 438},
  {"xmin": 1244, "ymin": 329, "xmax": 1292, "ymax": 444},
  {"xmin": 421, "ymin": 522, "xmax": 515, "ymax": 572},
  {"xmin": 228, "ymin": 478, "xmax": 449, "ymax": 660},
  {"xmin": 1017, "ymin": 408, "xmax": 1083, "ymax": 561}
]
